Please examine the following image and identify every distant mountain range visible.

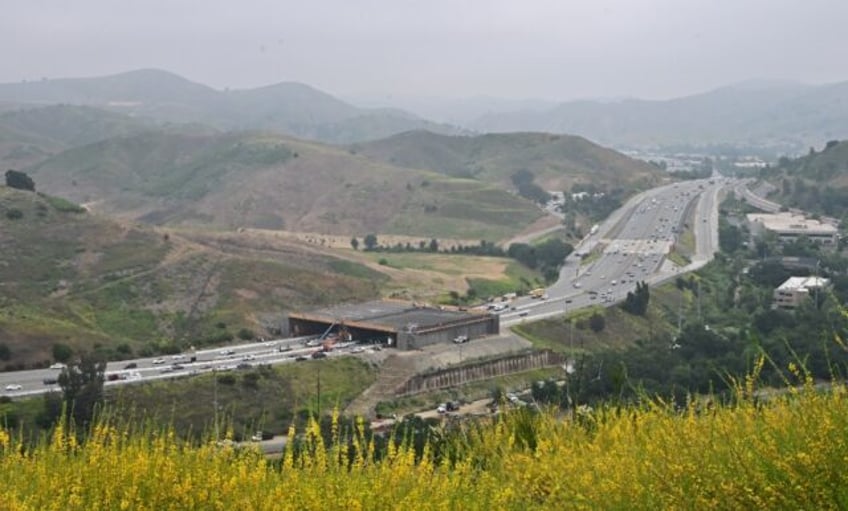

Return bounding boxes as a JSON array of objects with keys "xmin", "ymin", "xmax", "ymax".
[
  {"xmin": 350, "ymin": 80, "xmax": 848, "ymax": 155},
  {"xmin": 0, "ymin": 69, "xmax": 463, "ymax": 144},
  {"xmin": 3, "ymin": 70, "xmax": 845, "ymax": 154},
  {"xmin": 463, "ymin": 80, "xmax": 848, "ymax": 154}
]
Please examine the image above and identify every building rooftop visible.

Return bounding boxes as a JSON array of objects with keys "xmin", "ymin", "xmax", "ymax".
[
  {"xmin": 747, "ymin": 212, "xmax": 838, "ymax": 234},
  {"xmin": 291, "ymin": 300, "xmax": 481, "ymax": 332},
  {"xmin": 777, "ymin": 276, "xmax": 831, "ymax": 291}
]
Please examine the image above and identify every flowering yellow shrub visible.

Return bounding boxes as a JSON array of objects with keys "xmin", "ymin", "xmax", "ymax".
[{"xmin": 1, "ymin": 383, "xmax": 847, "ymax": 510}]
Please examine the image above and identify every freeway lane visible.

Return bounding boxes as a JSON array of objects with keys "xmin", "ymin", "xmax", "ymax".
[
  {"xmin": 0, "ymin": 336, "xmax": 378, "ymax": 398},
  {"xmin": 501, "ymin": 177, "xmax": 732, "ymax": 326}
]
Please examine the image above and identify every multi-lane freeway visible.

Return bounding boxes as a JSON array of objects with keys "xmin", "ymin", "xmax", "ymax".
[
  {"xmin": 500, "ymin": 177, "xmax": 730, "ymax": 325},
  {"xmin": 1, "ymin": 177, "xmax": 734, "ymax": 398},
  {"xmin": 0, "ymin": 335, "xmax": 377, "ymax": 398}
]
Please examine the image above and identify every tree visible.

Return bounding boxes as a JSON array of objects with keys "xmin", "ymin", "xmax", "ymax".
[
  {"xmin": 589, "ymin": 312, "xmax": 606, "ymax": 332},
  {"xmin": 4, "ymin": 169, "xmax": 35, "ymax": 191},
  {"xmin": 58, "ymin": 353, "xmax": 106, "ymax": 428},
  {"xmin": 428, "ymin": 238, "xmax": 439, "ymax": 252},
  {"xmin": 363, "ymin": 234, "xmax": 378, "ymax": 251},
  {"xmin": 622, "ymin": 281, "xmax": 650, "ymax": 316},
  {"xmin": 52, "ymin": 342, "xmax": 73, "ymax": 363},
  {"xmin": 350, "ymin": 237, "xmax": 359, "ymax": 250}
]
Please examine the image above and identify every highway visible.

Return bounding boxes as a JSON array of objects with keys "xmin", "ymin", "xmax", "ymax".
[
  {"xmin": 0, "ymin": 336, "xmax": 376, "ymax": 398},
  {"xmin": 1, "ymin": 177, "xmax": 734, "ymax": 398},
  {"xmin": 500, "ymin": 177, "xmax": 731, "ymax": 326},
  {"xmin": 734, "ymin": 179, "xmax": 839, "ymax": 226}
]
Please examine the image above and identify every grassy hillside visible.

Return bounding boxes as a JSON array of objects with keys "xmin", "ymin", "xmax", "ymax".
[
  {"xmin": 760, "ymin": 139, "xmax": 848, "ymax": 217},
  {"xmin": 353, "ymin": 130, "xmax": 664, "ymax": 192},
  {"xmin": 0, "ymin": 186, "xmax": 383, "ymax": 369},
  {"xmin": 26, "ymin": 130, "xmax": 544, "ymax": 240},
  {"xmin": 0, "ymin": 104, "xmax": 154, "ymax": 168}
]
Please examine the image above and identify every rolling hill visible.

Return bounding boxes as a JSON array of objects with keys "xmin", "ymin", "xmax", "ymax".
[
  {"xmin": 352, "ymin": 130, "xmax": 663, "ymax": 192},
  {"xmin": 0, "ymin": 185, "xmax": 385, "ymax": 369},
  {"xmin": 760, "ymin": 139, "xmax": 848, "ymax": 217},
  {"xmin": 0, "ymin": 69, "xmax": 463, "ymax": 144},
  {"xmin": 25, "ymin": 130, "xmax": 546, "ymax": 241},
  {"xmin": 0, "ymin": 104, "xmax": 156, "ymax": 169},
  {"xmin": 468, "ymin": 80, "xmax": 848, "ymax": 154}
]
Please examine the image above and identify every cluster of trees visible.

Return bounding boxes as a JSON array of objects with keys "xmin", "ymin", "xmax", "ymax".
[
  {"xmin": 4, "ymin": 169, "xmax": 35, "ymax": 191},
  {"xmin": 562, "ymin": 183, "xmax": 625, "ymax": 222},
  {"xmin": 507, "ymin": 239, "xmax": 573, "ymax": 283},
  {"xmin": 510, "ymin": 169, "xmax": 551, "ymax": 204},
  {"xmin": 39, "ymin": 353, "xmax": 106, "ymax": 431},
  {"xmin": 621, "ymin": 281, "xmax": 650, "ymax": 316},
  {"xmin": 351, "ymin": 236, "xmax": 506, "ymax": 257}
]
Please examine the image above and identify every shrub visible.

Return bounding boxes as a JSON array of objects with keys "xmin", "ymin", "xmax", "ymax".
[{"xmin": 589, "ymin": 312, "xmax": 606, "ymax": 332}]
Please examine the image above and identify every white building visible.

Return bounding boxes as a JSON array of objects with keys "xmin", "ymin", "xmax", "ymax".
[
  {"xmin": 773, "ymin": 276, "xmax": 830, "ymax": 310},
  {"xmin": 747, "ymin": 212, "xmax": 838, "ymax": 249}
]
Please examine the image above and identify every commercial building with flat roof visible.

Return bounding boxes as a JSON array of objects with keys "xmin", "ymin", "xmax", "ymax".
[
  {"xmin": 747, "ymin": 212, "xmax": 838, "ymax": 249},
  {"xmin": 287, "ymin": 300, "xmax": 499, "ymax": 350},
  {"xmin": 773, "ymin": 276, "xmax": 830, "ymax": 310}
]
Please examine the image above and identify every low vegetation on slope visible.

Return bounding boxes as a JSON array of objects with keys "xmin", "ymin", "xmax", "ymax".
[
  {"xmin": 0, "ymin": 186, "xmax": 381, "ymax": 368},
  {"xmin": 761, "ymin": 139, "xmax": 848, "ymax": 217},
  {"xmin": 352, "ymin": 130, "xmax": 664, "ymax": 192},
  {"xmin": 1, "ymin": 380, "xmax": 846, "ymax": 509},
  {"xmin": 0, "ymin": 104, "xmax": 154, "ymax": 168},
  {"xmin": 25, "ymin": 130, "xmax": 544, "ymax": 240}
]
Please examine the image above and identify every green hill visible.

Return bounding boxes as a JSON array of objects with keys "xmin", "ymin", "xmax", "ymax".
[
  {"xmin": 760, "ymin": 139, "xmax": 848, "ymax": 217},
  {"xmin": 352, "ymin": 130, "xmax": 663, "ymax": 192},
  {"xmin": 0, "ymin": 104, "xmax": 154, "ymax": 168},
  {"xmin": 26, "ymin": 130, "xmax": 545, "ymax": 241},
  {"xmin": 0, "ymin": 186, "xmax": 383, "ymax": 369}
]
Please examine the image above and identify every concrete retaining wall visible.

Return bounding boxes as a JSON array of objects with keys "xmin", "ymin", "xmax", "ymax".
[
  {"xmin": 396, "ymin": 314, "xmax": 499, "ymax": 350},
  {"xmin": 396, "ymin": 350, "xmax": 565, "ymax": 396}
]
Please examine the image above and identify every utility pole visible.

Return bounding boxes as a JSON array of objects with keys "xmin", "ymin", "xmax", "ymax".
[
  {"xmin": 697, "ymin": 279, "xmax": 702, "ymax": 323},
  {"xmin": 213, "ymin": 371, "xmax": 219, "ymax": 440},
  {"xmin": 316, "ymin": 367, "xmax": 322, "ymax": 415}
]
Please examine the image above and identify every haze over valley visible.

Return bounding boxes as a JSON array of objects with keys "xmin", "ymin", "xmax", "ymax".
[{"xmin": 2, "ymin": 3, "xmax": 848, "ymax": 508}]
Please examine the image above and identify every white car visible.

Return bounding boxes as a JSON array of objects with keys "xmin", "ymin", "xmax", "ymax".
[
  {"xmin": 4, "ymin": 384, "xmax": 22, "ymax": 391},
  {"xmin": 151, "ymin": 358, "xmax": 166, "ymax": 365},
  {"xmin": 49, "ymin": 363, "xmax": 67, "ymax": 370}
]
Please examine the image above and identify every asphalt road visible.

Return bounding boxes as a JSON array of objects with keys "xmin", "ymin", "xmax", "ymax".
[
  {"xmin": 0, "ymin": 336, "xmax": 380, "ymax": 398},
  {"xmin": 500, "ymin": 177, "xmax": 731, "ymax": 326}
]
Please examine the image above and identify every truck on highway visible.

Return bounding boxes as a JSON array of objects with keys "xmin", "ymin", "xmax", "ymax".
[
  {"xmin": 529, "ymin": 288, "xmax": 546, "ymax": 299},
  {"xmin": 590, "ymin": 224, "xmax": 599, "ymax": 235}
]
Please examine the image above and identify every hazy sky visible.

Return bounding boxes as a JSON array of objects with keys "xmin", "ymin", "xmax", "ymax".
[{"xmin": 3, "ymin": 0, "xmax": 847, "ymax": 100}]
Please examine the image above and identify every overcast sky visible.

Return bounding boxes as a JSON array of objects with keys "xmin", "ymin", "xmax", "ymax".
[{"xmin": 3, "ymin": 0, "xmax": 847, "ymax": 101}]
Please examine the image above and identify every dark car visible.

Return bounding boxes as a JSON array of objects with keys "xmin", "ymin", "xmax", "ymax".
[
  {"xmin": 311, "ymin": 351, "xmax": 327, "ymax": 359},
  {"xmin": 43, "ymin": 377, "xmax": 59, "ymax": 385},
  {"xmin": 123, "ymin": 362, "xmax": 138, "ymax": 370},
  {"xmin": 294, "ymin": 356, "xmax": 308, "ymax": 362}
]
